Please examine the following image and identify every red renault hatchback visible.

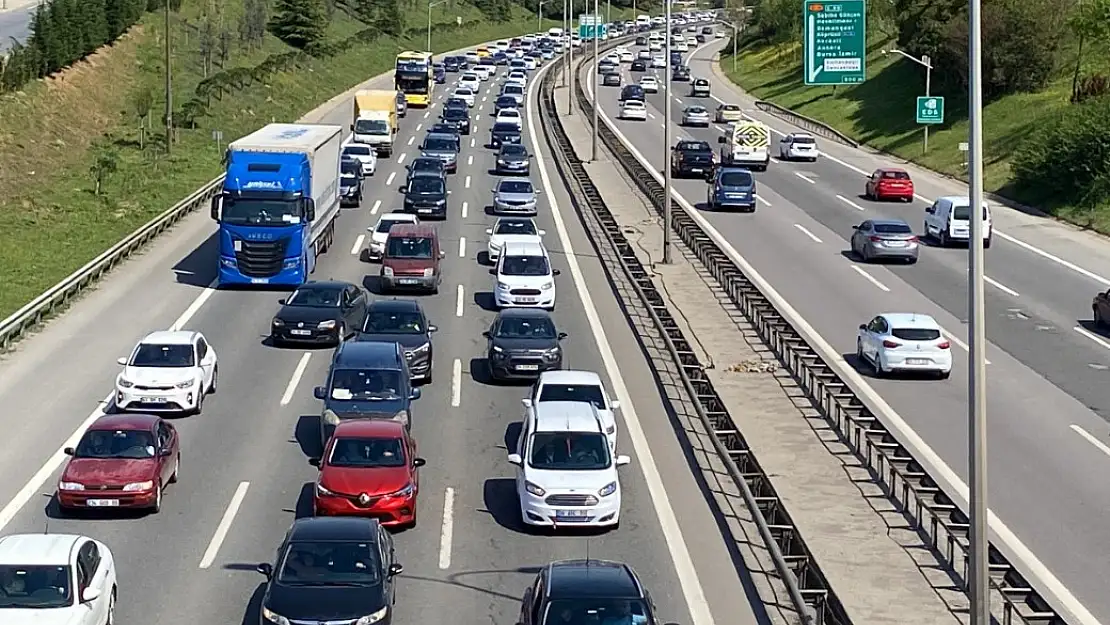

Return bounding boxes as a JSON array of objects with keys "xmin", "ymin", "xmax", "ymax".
[
  {"xmin": 57, "ymin": 413, "xmax": 180, "ymax": 513},
  {"xmin": 311, "ymin": 419, "xmax": 425, "ymax": 527},
  {"xmin": 865, "ymin": 167, "xmax": 915, "ymax": 202}
]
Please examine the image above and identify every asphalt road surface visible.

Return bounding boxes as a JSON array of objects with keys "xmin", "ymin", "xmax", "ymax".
[
  {"xmin": 0, "ymin": 2, "xmax": 34, "ymax": 52},
  {"xmin": 583, "ymin": 37, "xmax": 1110, "ymax": 622},
  {"xmin": 0, "ymin": 44, "xmax": 765, "ymax": 625}
]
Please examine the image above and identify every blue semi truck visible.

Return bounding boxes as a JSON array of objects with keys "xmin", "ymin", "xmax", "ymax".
[{"xmin": 210, "ymin": 123, "xmax": 343, "ymax": 286}]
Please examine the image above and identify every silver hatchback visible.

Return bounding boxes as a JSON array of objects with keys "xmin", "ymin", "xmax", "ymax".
[
  {"xmin": 850, "ymin": 219, "xmax": 919, "ymax": 263},
  {"xmin": 492, "ymin": 178, "xmax": 540, "ymax": 215},
  {"xmin": 681, "ymin": 105, "xmax": 710, "ymax": 127}
]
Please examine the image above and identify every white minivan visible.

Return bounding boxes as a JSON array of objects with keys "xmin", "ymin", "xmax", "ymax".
[{"xmin": 923, "ymin": 195, "xmax": 992, "ymax": 248}]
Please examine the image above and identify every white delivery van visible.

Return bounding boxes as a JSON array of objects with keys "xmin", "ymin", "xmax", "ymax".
[{"xmin": 924, "ymin": 196, "xmax": 993, "ymax": 247}]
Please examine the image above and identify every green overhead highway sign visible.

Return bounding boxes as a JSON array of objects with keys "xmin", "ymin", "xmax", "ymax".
[
  {"xmin": 578, "ymin": 14, "xmax": 606, "ymax": 39},
  {"xmin": 803, "ymin": 0, "xmax": 867, "ymax": 86},
  {"xmin": 916, "ymin": 96, "xmax": 944, "ymax": 124}
]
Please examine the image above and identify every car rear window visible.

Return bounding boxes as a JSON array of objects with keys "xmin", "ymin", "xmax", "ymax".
[
  {"xmin": 720, "ymin": 171, "xmax": 753, "ymax": 187},
  {"xmin": 792, "ymin": 136, "xmax": 816, "ymax": 144},
  {"xmin": 882, "ymin": 170, "xmax": 910, "ymax": 179},
  {"xmin": 952, "ymin": 205, "xmax": 989, "ymax": 221},
  {"xmin": 891, "ymin": 328, "xmax": 941, "ymax": 341},
  {"xmin": 873, "ymin": 223, "xmax": 913, "ymax": 234}
]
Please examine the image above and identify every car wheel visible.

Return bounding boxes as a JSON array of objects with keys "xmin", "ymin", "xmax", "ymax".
[
  {"xmin": 939, "ymin": 231, "xmax": 949, "ymax": 247},
  {"xmin": 107, "ymin": 589, "xmax": 116, "ymax": 625},
  {"xmin": 208, "ymin": 365, "xmax": 218, "ymax": 395},
  {"xmin": 150, "ymin": 481, "xmax": 163, "ymax": 513},
  {"xmin": 192, "ymin": 390, "xmax": 204, "ymax": 416},
  {"xmin": 855, "ymin": 338, "xmax": 866, "ymax": 367},
  {"xmin": 938, "ymin": 370, "xmax": 951, "ymax": 380},
  {"xmin": 1095, "ymin": 306, "xmax": 1104, "ymax": 327},
  {"xmin": 984, "ymin": 236, "xmax": 992, "ymax": 249},
  {"xmin": 169, "ymin": 455, "xmax": 180, "ymax": 484},
  {"xmin": 336, "ymin": 323, "xmax": 347, "ymax": 344}
]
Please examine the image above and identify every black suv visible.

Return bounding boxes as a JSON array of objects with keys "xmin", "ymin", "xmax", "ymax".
[
  {"xmin": 441, "ymin": 107, "xmax": 472, "ymax": 135},
  {"xmin": 490, "ymin": 122, "xmax": 522, "ymax": 148},
  {"xmin": 406, "ymin": 156, "xmax": 446, "ymax": 186},
  {"xmin": 517, "ymin": 560, "xmax": 675, "ymax": 625},
  {"xmin": 672, "ymin": 66, "xmax": 691, "ymax": 81},
  {"xmin": 356, "ymin": 298, "xmax": 437, "ymax": 383},
  {"xmin": 313, "ymin": 341, "xmax": 420, "ymax": 445},
  {"xmin": 671, "ymin": 140, "xmax": 714, "ymax": 179}
]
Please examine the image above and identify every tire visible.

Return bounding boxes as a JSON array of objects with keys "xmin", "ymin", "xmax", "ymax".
[
  {"xmin": 208, "ymin": 365, "xmax": 218, "ymax": 395},
  {"xmin": 984, "ymin": 236, "xmax": 992, "ymax": 249},
  {"xmin": 939, "ymin": 230, "xmax": 949, "ymax": 248},
  {"xmin": 192, "ymin": 390, "xmax": 204, "ymax": 416},
  {"xmin": 169, "ymin": 455, "xmax": 180, "ymax": 484},
  {"xmin": 855, "ymin": 339, "xmax": 867, "ymax": 369},
  {"xmin": 1095, "ymin": 306, "xmax": 1104, "ymax": 327},
  {"xmin": 336, "ymin": 323, "xmax": 347, "ymax": 344},
  {"xmin": 150, "ymin": 482, "xmax": 163, "ymax": 513},
  {"xmin": 106, "ymin": 590, "xmax": 116, "ymax": 625},
  {"xmin": 938, "ymin": 370, "xmax": 951, "ymax": 380}
]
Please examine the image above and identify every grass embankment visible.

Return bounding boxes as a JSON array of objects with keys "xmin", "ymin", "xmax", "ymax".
[
  {"xmin": 719, "ymin": 36, "xmax": 1098, "ymax": 224},
  {"xmin": 0, "ymin": 0, "xmax": 559, "ymax": 319}
]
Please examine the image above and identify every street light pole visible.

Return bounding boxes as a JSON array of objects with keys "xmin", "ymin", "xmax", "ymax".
[
  {"xmin": 561, "ymin": 0, "xmax": 567, "ymax": 87},
  {"xmin": 568, "ymin": 0, "xmax": 575, "ymax": 115},
  {"xmin": 883, "ymin": 48, "xmax": 933, "ymax": 153},
  {"xmin": 164, "ymin": 0, "xmax": 173, "ymax": 154},
  {"xmin": 590, "ymin": 0, "xmax": 599, "ymax": 160},
  {"xmin": 427, "ymin": 0, "xmax": 448, "ymax": 52},
  {"xmin": 538, "ymin": 0, "xmax": 548, "ymax": 33},
  {"xmin": 662, "ymin": 0, "xmax": 673, "ymax": 263}
]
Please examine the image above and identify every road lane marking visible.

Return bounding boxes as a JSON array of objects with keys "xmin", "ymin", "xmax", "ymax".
[
  {"xmin": 385, "ymin": 172, "xmax": 396, "ymax": 186},
  {"xmin": 458, "ymin": 237, "xmax": 466, "ymax": 258},
  {"xmin": 849, "ymin": 264, "xmax": 890, "ymax": 292},
  {"xmin": 407, "ymin": 136, "xmax": 415, "ymax": 146},
  {"xmin": 465, "ymin": 175, "xmax": 471, "ymax": 189},
  {"xmin": 438, "ymin": 487, "xmax": 455, "ymax": 569},
  {"xmin": 371, "ymin": 199, "xmax": 382, "ymax": 215},
  {"xmin": 280, "ymin": 353, "xmax": 312, "ymax": 406},
  {"xmin": 351, "ymin": 234, "xmax": 365, "ymax": 255},
  {"xmin": 461, "ymin": 201, "xmax": 469, "ymax": 219},
  {"xmin": 199, "ymin": 481, "xmax": 250, "ymax": 569},
  {"xmin": 416, "ymin": 123, "xmax": 422, "ymax": 131},
  {"xmin": 1074, "ymin": 326, "xmax": 1110, "ymax": 351},
  {"xmin": 468, "ymin": 155, "xmax": 474, "ymax": 166},
  {"xmin": 397, "ymin": 153, "xmax": 407, "ymax": 165},
  {"xmin": 451, "ymin": 358, "xmax": 462, "ymax": 406},
  {"xmin": 793, "ymin": 171, "xmax": 816, "ymax": 184},
  {"xmin": 755, "ymin": 194, "xmax": 771, "ymax": 207},
  {"xmin": 648, "ymin": 112, "xmax": 655, "ymax": 119},
  {"xmin": 794, "ymin": 224, "xmax": 823, "ymax": 243},
  {"xmin": 985, "ymin": 276, "xmax": 1019, "ymax": 297},
  {"xmin": 836, "ymin": 194, "xmax": 865, "ymax": 211},
  {"xmin": 423, "ymin": 111, "xmax": 430, "ymax": 118},
  {"xmin": 470, "ymin": 138, "xmax": 476, "ymax": 148},
  {"xmin": 1072, "ymin": 424, "xmax": 1110, "ymax": 458},
  {"xmin": 171, "ymin": 286, "xmax": 217, "ymax": 331}
]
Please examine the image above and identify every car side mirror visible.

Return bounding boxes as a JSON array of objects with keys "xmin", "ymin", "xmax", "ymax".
[
  {"xmin": 859, "ymin": 324, "xmax": 867, "ymax": 331},
  {"xmin": 256, "ymin": 563, "xmax": 273, "ymax": 578},
  {"xmin": 439, "ymin": 251, "xmax": 446, "ymax": 258},
  {"xmin": 410, "ymin": 388, "xmax": 422, "ymax": 400},
  {"xmin": 558, "ymin": 332, "xmax": 568, "ymax": 340},
  {"xmin": 313, "ymin": 386, "xmax": 326, "ymax": 400},
  {"xmin": 552, "ymin": 269, "xmax": 561, "ymax": 276},
  {"xmin": 850, "ymin": 225, "xmax": 858, "ymax": 230},
  {"xmin": 489, "ymin": 268, "xmax": 497, "ymax": 275},
  {"xmin": 413, "ymin": 457, "xmax": 427, "ymax": 468},
  {"xmin": 428, "ymin": 325, "xmax": 438, "ymax": 333},
  {"xmin": 507, "ymin": 453, "xmax": 523, "ymax": 465},
  {"xmin": 160, "ymin": 447, "xmax": 173, "ymax": 456},
  {"xmin": 482, "ymin": 330, "xmax": 491, "ymax": 338},
  {"xmin": 485, "ymin": 228, "xmax": 493, "ymax": 235},
  {"xmin": 116, "ymin": 357, "xmax": 128, "ymax": 366},
  {"xmin": 81, "ymin": 587, "xmax": 101, "ymax": 603},
  {"xmin": 615, "ymin": 455, "xmax": 631, "ymax": 466},
  {"xmin": 64, "ymin": 447, "xmax": 75, "ymax": 456},
  {"xmin": 538, "ymin": 229, "xmax": 546, "ymax": 235},
  {"xmin": 388, "ymin": 563, "xmax": 404, "ymax": 576},
  {"xmin": 521, "ymin": 398, "xmax": 533, "ymax": 408},
  {"xmin": 278, "ymin": 298, "xmax": 287, "ymax": 305},
  {"xmin": 308, "ymin": 457, "xmax": 321, "ymax": 467}
]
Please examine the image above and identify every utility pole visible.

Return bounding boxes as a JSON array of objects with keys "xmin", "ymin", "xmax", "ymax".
[
  {"xmin": 561, "ymin": 0, "xmax": 567, "ymax": 87},
  {"xmin": 662, "ymin": 0, "xmax": 672, "ymax": 263},
  {"xmin": 164, "ymin": 0, "xmax": 173, "ymax": 154},
  {"xmin": 590, "ymin": 0, "xmax": 598, "ymax": 160},
  {"xmin": 568, "ymin": 0, "xmax": 575, "ymax": 114}
]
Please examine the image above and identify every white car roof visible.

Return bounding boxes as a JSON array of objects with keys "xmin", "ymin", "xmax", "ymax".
[
  {"xmin": 531, "ymin": 401, "xmax": 604, "ymax": 433},
  {"xmin": 497, "ymin": 108, "xmax": 521, "ymax": 116},
  {"xmin": 0, "ymin": 534, "xmax": 84, "ymax": 566},
  {"xmin": 538, "ymin": 369, "xmax": 604, "ymax": 387},
  {"xmin": 140, "ymin": 330, "xmax": 197, "ymax": 345},
  {"xmin": 878, "ymin": 313, "xmax": 941, "ymax": 329},
  {"xmin": 623, "ymin": 100, "xmax": 645, "ymax": 107},
  {"xmin": 379, "ymin": 212, "xmax": 417, "ymax": 223},
  {"xmin": 501, "ymin": 240, "xmax": 547, "ymax": 258}
]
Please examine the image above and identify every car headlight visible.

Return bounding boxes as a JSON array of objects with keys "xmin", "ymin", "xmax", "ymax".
[
  {"xmin": 123, "ymin": 481, "xmax": 154, "ymax": 492},
  {"xmin": 497, "ymin": 282, "xmax": 511, "ymax": 290},
  {"xmin": 542, "ymin": 347, "xmax": 561, "ymax": 360},
  {"xmin": 606, "ymin": 424, "xmax": 616, "ymax": 435},
  {"xmin": 598, "ymin": 481, "xmax": 618, "ymax": 497},
  {"xmin": 423, "ymin": 268, "xmax": 435, "ymax": 278},
  {"xmin": 492, "ymin": 345, "xmax": 504, "ymax": 353},
  {"xmin": 356, "ymin": 606, "xmax": 390, "ymax": 625},
  {"xmin": 271, "ymin": 317, "xmax": 284, "ymax": 327},
  {"xmin": 382, "ymin": 267, "xmax": 394, "ymax": 277},
  {"xmin": 262, "ymin": 607, "xmax": 291, "ymax": 625},
  {"xmin": 318, "ymin": 320, "xmax": 337, "ymax": 330},
  {"xmin": 370, "ymin": 240, "xmax": 385, "ymax": 250},
  {"xmin": 392, "ymin": 410, "xmax": 410, "ymax": 426},
  {"xmin": 322, "ymin": 410, "xmax": 341, "ymax": 425},
  {"xmin": 412, "ymin": 342, "xmax": 431, "ymax": 354},
  {"xmin": 58, "ymin": 481, "xmax": 84, "ymax": 491},
  {"xmin": 117, "ymin": 377, "xmax": 134, "ymax": 388},
  {"xmin": 541, "ymin": 281, "xmax": 554, "ymax": 290},
  {"xmin": 524, "ymin": 481, "xmax": 546, "ymax": 496},
  {"xmin": 175, "ymin": 379, "xmax": 195, "ymax": 389},
  {"xmin": 387, "ymin": 483, "xmax": 415, "ymax": 498},
  {"xmin": 315, "ymin": 481, "xmax": 334, "ymax": 496},
  {"xmin": 282, "ymin": 259, "xmax": 299, "ymax": 270},
  {"xmin": 497, "ymin": 159, "xmax": 507, "ymax": 166}
]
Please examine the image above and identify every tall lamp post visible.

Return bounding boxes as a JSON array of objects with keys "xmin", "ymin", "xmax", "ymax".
[
  {"xmin": 590, "ymin": 0, "xmax": 599, "ymax": 160},
  {"xmin": 427, "ymin": 0, "xmax": 449, "ymax": 52},
  {"xmin": 662, "ymin": 0, "xmax": 672, "ymax": 263},
  {"xmin": 538, "ymin": 0, "xmax": 548, "ymax": 33},
  {"xmin": 882, "ymin": 48, "xmax": 933, "ymax": 153},
  {"xmin": 567, "ymin": 0, "xmax": 575, "ymax": 113},
  {"xmin": 164, "ymin": 0, "xmax": 173, "ymax": 153}
]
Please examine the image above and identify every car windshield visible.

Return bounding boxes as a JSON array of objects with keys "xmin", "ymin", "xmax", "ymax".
[
  {"xmin": 363, "ymin": 310, "xmax": 424, "ymax": 334},
  {"xmin": 329, "ymin": 368, "xmax": 403, "ymax": 401},
  {"xmin": 494, "ymin": 123, "xmax": 520, "ymax": 133},
  {"xmin": 277, "ymin": 541, "xmax": 382, "ymax": 586},
  {"xmin": 499, "ymin": 110, "xmax": 520, "ymax": 118},
  {"xmin": 386, "ymin": 236, "xmax": 433, "ymax": 259},
  {"xmin": 0, "ymin": 565, "xmax": 73, "ymax": 608},
  {"xmin": 496, "ymin": 316, "xmax": 556, "ymax": 339},
  {"xmin": 287, "ymin": 285, "xmax": 342, "ymax": 307},
  {"xmin": 541, "ymin": 599, "xmax": 651, "ymax": 625},
  {"xmin": 444, "ymin": 110, "xmax": 467, "ymax": 120},
  {"xmin": 720, "ymin": 172, "xmax": 753, "ymax": 187},
  {"xmin": 495, "ymin": 219, "xmax": 537, "ymax": 235},
  {"xmin": 446, "ymin": 99, "xmax": 467, "ymax": 109},
  {"xmin": 74, "ymin": 428, "xmax": 156, "ymax": 459},
  {"xmin": 411, "ymin": 159, "xmax": 441, "ymax": 173},
  {"xmin": 328, "ymin": 436, "xmax": 406, "ymax": 468},
  {"xmin": 500, "ymin": 145, "xmax": 527, "ymax": 157},
  {"xmin": 455, "ymin": 88, "xmax": 473, "ymax": 96},
  {"xmin": 686, "ymin": 107, "xmax": 706, "ymax": 114},
  {"xmin": 881, "ymin": 170, "xmax": 910, "ymax": 180},
  {"xmin": 341, "ymin": 162, "xmax": 360, "ymax": 176},
  {"xmin": 353, "ymin": 119, "xmax": 389, "ymax": 135},
  {"xmin": 499, "ymin": 180, "xmax": 533, "ymax": 194},
  {"xmin": 538, "ymin": 383, "xmax": 606, "ymax": 408},
  {"xmin": 891, "ymin": 328, "xmax": 942, "ymax": 341},
  {"xmin": 343, "ymin": 145, "xmax": 373, "ymax": 156},
  {"xmin": 497, "ymin": 97, "xmax": 517, "ymax": 107},
  {"xmin": 505, "ymin": 84, "xmax": 524, "ymax": 93},
  {"xmin": 873, "ymin": 222, "xmax": 913, "ymax": 234},
  {"xmin": 130, "ymin": 343, "xmax": 194, "ymax": 367},
  {"xmin": 423, "ymin": 138, "xmax": 454, "ymax": 152},
  {"xmin": 528, "ymin": 432, "xmax": 610, "ymax": 470},
  {"xmin": 409, "ymin": 178, "xmax": 445, "ymax": 194},
  {"xmin": 501, "ymin": 255, "xmax": 549, "ymax": 276}
]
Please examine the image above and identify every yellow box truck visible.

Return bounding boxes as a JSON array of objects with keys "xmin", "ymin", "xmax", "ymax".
[{"xmin": 352, "ymin": 90, "xmax": 398, "ymax": 156}]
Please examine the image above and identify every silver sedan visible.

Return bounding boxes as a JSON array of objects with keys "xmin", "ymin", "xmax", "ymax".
[
  {"xmin": 681, "ymin": 105, "xmax": 710, "ymax": 127},
  {"xmin": 492, "ymin": 178, "xmax": 539, "ymax": 215},
  {"xmin": 850, "ymin": 219, "xmax": 919, "ymax": 263}
]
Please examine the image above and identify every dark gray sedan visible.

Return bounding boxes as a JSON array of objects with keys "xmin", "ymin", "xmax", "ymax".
[
  {"xmin": 483, "ymin": 308, "xmax": 566, "ymax": 380},
  {"xmin": 850, "ymin": 219, "xmax": 920, "ymax": 263},
  {"xmin": 355, "ymin": 299, "xmax": 437, "ymax": 383}
]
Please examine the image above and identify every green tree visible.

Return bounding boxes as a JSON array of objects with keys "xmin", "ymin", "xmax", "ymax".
[
  {"xmin": 269, "ymin": 0, "xmax": 330, "ymax": 49},
  {"xmin": 373, "ymin": 0, "xmax": 404, "ymax": 36},
  {"xmin": 1068, "ymin": 0, "xmax": 1110, "ymax": 101},
  {"xmin": 89, "ymin": 145, "xmax": 120, "ymax": 196}
]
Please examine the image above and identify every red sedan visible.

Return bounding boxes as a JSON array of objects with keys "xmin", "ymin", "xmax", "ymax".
[
  {"xmin": 865, "ymin": 168, "xmax": 915, "ymax": 202},
  {"xmin": 311, "ymin": 419, "xmax": 425, "ymax": 527},
  {"xmin": 57, "ymin": 413, "xmax": 180, "ymax": 513}
]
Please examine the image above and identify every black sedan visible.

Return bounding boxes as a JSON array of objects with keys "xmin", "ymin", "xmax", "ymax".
[
  {"xmin": 494, "ymin": 95, "xmax": 518, "ymax": 113},
  {"xmin": 494, "ymin": 143, "xmax": 531, "ymax": 175},
  {"xmin": 490, "ymin": 122, "xmax": 522, "ymax": 149},
  {"xmin": 255, "ymin": 517, "xmax": 403, "ymax": 625},
  {"xmin": 441, "ymin": 107, "xmax": 471, "ymax": 135},
  {"xmin": 483, "ymin": 308, "xmax": 566, "ymax": 380},
  {"xmin": 355, "ymin": 299, "xmax": 437, "ymax": 383},
  {"xmin": 406, "ymin": 156, "xmax": 447, "ymax": 185},
  {"xmin": 630, "ymin": 59, "xmax": 647, "ymax": 72},
  {"xmin": 271, "ymin": 280, "xmax": 367, "ymax": 346}
]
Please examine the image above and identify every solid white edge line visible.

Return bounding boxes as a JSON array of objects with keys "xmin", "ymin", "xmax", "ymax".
[
  {"xmin": 456, "ymin": 285, "xmax": 465, "ymax": 317},
  {"xmin": 1070, "ymin": 424, "xmax": 1110, "ymax": 458},
  {"xmin": 530, "ymin": 61, "xmax": 716, "ymax": 625},
  {"xmin": 450, "ymin": 358, "xmax": 462, "ymax": 407},
  {"xmin": 849, "ymin": 264, "xmax": 890, "ymax": 292},
  {"xmin": 1074, "ymin": 326, "xmax": 1110, "ymax": 351},
  {"xmin": 438, "ymin": 486, "xmax": 455, "ymax": 569},
  {"xmin": 594, "ymin": 64, "xmax": 1103, "ymax": 625},
  {"xmin": 280, "ymin": 353, "xmax": 312, "ymax": 406},
  {"xmin": 351, "ymin": 234, "xmax": 365, "ymax": 255},
  {"xmin": 793, "ymin": 223, "xmax": 823, "ymax": 244},
  {"xmin": 198, "ymin": 481, "xmax": 251, "ymax": 569}
]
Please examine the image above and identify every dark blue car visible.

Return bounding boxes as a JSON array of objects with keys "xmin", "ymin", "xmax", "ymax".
[
  {"xmin": 706, "ymin": 167, "xmax": 757, "ymax": 212},
  {"xmin": 313, "ymin": 341, "xmax": 421, "ymax": 446},
  {"xmin": 433, "ymin": 63, "xmax": 446, "ymax": 83},
  {"xmin": 443, "ymin": 56, "xmax": 461, "ymax": 71}
]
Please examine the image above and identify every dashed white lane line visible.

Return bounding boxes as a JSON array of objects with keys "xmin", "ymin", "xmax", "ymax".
[
  {"xmin": 351, "ymin": 234, "xmax": 365, "ymax": 255},
  {"xmin": 793, "ymin": 224, "xmax": 823, "ymax": 243},
  {"xmin": 1071, "ymin": 424, "xmax": 1110, "ymax": 458},
  {"xmin": 456, "ymin": 285, "xmax": 465, "ymax": 317},
  {"xmin": 458, "ymin": 237, "xmax": 467, "ymax": 258},
  {"xmin": 465, "ymin": 175, "xmax": 471, "ymax": 189},
  {"xmin": 985, "ymin": 276, "xmax": 1020, "ymax": 297},
  {"xmin": 407, "ymin": 136, "xmax": 415, "ymax": 146},
  {"xmin": 423, "ymin": 111, "xmax": 430, "ymax": 119},
  {"xmin": 755, "ymin": 194, "xmax": 771, "ymax": 207},
  {"xmin": 385, "ymin": 172, "xmax": 396, "ymax": 186},
  {"xmin": 438, "ymin": 487, "xmax": 455, "ymax": 570},
  {"xmin": 461, "ymin": 201, "xmax": 469, "ymax": 219},
  {"xmin": 794, "ymin": 171, "xmax": 816, "ymax": 184},
  {"xmin": 280, "ymin": 353, "xmax": 312, "ymax": 406},
  {"xmin": 470, "ymin": 138, "xmax": 476, "ymax": 148},
  {"xmin": 416, "ymin": 123, "xmax": 423, "ymax": 131},
  {"xmin": 451, "ymin": 358, "xmax": 462, "ymax": 407},
  {"xmin": 836, "ymin": 194, "xmax": 865, "ymax": 211},
  {"xmin": 648, "ymin": 112, "xmax": 656, "ymax": 119},
  {"xmin": 397, "ymin": 153, "xmax": 407, "ymax": 165},
  {"xmin": 468, "ymin": 155, "xmax": 474, "ymax": 166},
  {"xmin": 198, "ymin": 481, "xmax": 250, "ymax": 569},
  {"xmin": 370, "ymin": 199, "xmax": 381, "ymax": 215},
  {"xmin": 1074, "ymin": 326, "xmax": 1110, "ymax": 351},
  {"xmin": 849, "ymin": 264, "xmax": 890, "ymax": 292}
]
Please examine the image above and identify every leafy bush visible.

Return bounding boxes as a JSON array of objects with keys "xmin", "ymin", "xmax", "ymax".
[{"xmin": 1011, "ymin": 97, "xmax": 1110, "ymax": 210}]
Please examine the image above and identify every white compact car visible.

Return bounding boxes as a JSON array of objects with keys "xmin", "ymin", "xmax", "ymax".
[
  {"xmin": 620, "ymin": 100, "xmax": 648, "ymax": 120},
  {"xmin": 494, "ymin": 240, "xmax": 559, "ymax": 310},
  {"xmin": 453, "ymin": 87, "xmax": 476, "ymax": 108},
  {"xmin": 524, "ymin": 369, "xmax": 619, "ymax": 448},
  {"xmin": 474, "ymin": 64, "xmax": 495, "ymax": 80},
  {"xmin": 459, "ymin": 73, "xmax": 481, "ymax": 91},
  {"xmin": 341, "ymin": 142, "xmax": 377, "ymax": 176},
  {"xmin": 639, "ymin": 76, "xmax": 659, "ymax": 93},
  {"xmin": 651, "ymin": 54, "xmax": 667, "ymax": 68},
  {"xmin": 495, "ymin": 108, "xmax": 523, "ymax": 128},
  {"xmin": 508, "ymin": 401, "xmax": 631, "ymax": 529},
  {"xmin": 523, "ymin": 56, "xmax": 538, "ymax": 70},
  {"xmin": 649, "ymin": 41, "xmax": 663, "ymax": 51},
  {"xmin": 619, "ymin": 51, "xmax": 634, "ymax": 63},
  {"xmin": 778, "ymin": 132, "xmax": 819, "ymax": 161},
  {"xmin": 856, "ymin": 313, "xmax": 953, "ymax": 378},
  {"xmin": 115, "ymin": 330, "xmax": 217, "ymax": 414},
  {"xmin": 367, "ymin": 212, "xmax": 418, "ymax": 260},
  {"xmin": 0, "ymin": 534, "xmax": 118, "ymax": 625},
  {"xmin": 486, "ymin": 216, "xmax": 546, "ymax": 263}
]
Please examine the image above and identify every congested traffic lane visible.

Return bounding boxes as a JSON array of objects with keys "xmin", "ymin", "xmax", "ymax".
[
  {"xmin": 0, "ymin": 46, "xmax": 762, "ymax": 625},
  {"xmin": 583, "ymin": 52, "xmax": 1110, "ymax": 619}
]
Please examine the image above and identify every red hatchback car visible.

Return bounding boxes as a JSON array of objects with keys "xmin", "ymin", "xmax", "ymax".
[
  {"xmin": 311, "ymin": 419, "xmax": 425, "ymax": 527},
  {"xmin": 57, "ymin": 413, "xmax": 180, "ymax": 513},
  {"xmin": 865, "ymin": 168, "xmax": 915, "ymax": 202}
]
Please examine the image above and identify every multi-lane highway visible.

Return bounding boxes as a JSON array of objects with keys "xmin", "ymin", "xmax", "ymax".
[
  {"xmin": 583, "ymin": 37, "xmax": 1110, "ymax": 621},
  {"xmin": 0, "ymin": 1, "xmax": 34, "ymax": 52},
  {"xmin": 0, "ymin": 40, "xmax": 767, "ymax": 625}
]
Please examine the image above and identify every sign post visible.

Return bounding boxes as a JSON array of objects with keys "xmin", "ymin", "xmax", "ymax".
[{"xmin": 802, "ymin": 0, "xmax": 867, "ymax": 86}]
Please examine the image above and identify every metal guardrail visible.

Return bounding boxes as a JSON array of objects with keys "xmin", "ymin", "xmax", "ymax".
[
  {"xmin": 751, "ymin": 100, "xmax": 859, "ymax": 148},
  {"xmin": 547, "ymin": 35, "xmax": 840, "ymax": 625},
  {"xmin": 574, "ymin": 35, "xmax": 1071, "ymax": 625}
]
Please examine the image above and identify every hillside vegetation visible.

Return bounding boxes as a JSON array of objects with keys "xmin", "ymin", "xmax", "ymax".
[
  {"xmin": 719, "ymin": 0, "xmax": 1110, "ymax": 231},
  {"xmin": 0, "ymin": 0, "xmax": 595, "ymax": 319}
]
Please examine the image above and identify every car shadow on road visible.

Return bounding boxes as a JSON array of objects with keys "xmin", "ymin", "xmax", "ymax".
[
  {"xmin": 237, "ymin": 583, "xmax": 266, "ymax": 625},
  {"xmin": 473, "ymin": 291, "xmax": 498, "ymax": 312},
  {"xmin": 503, "ymin": 421, "xmax": 522, "ymax": 452},
  {"xmin": 294, "ymin": 415, "xmax": 323, "ymax": 461},
  {"xmin": 481, "ymin": 478, "xmax": 528, "ymax": 533},
  {"xmin": 172, "ymin": 231, "xmax": 219, "ymax": 288},
  {"xmin": 290, "ymin": 483, "xmax": 315, "ymax": 519}
]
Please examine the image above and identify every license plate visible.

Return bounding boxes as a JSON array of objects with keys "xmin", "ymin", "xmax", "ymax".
[
  {"xmin": 87, "ymin": 499, "xmax": 119, "ymax": 507},
  {"xmin": 515, "ymin": 364, "xmax": 540, "ymax": 371},
  {"xmin": 886, "ymin": 241, "xmax": 907, "ymax": 247},
  {"xmin": 690, "ymin": 168, "xmax": 702, "ymax": 172},
  {"xmin": 290, "ymin": 329, "xmax": 312, "ymax": 336},
  {"xmin": 516, "ymin": 297, "xmax": 537, "ymax": 303},
  {"xmin": 144, "ymin": 396, "xmax": 168, "ymax": 403},
  {"xmin": 251, "ymin": 278, "xmax": 267, "ymax": 284},
  {"xmin": 556, "ymin": 509, "xmax": 588, "ymax": 517},
  {"xmin": 418, "ymin": 208, "xmax": 432, "ymax": 213},
  {"xmin": 906, "ymin": 358, "xmax": 929, "ymax": 365},
  {"xmin": 399, "ymin": 278, "xmax": 419, "ymax": 285}
]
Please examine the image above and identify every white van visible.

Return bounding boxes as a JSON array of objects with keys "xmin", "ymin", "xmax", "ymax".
[{"xmin": 923, "ymin": 196, "xmax": 992, "ymax": 247}]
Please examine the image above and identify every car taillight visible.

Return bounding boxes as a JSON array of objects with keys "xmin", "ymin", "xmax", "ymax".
[
  {"xmin": 882, "ymin": 340, "xmax": 900, "ymax": 348},
  {"xmin": 937, "ymin": 341, "xmax": 951, "ymax": 349},
  {"xmin": 908, "ymin": 236, "xmax": 919, "ymax": 242}
]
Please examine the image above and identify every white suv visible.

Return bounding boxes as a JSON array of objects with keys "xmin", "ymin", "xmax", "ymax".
[
  {"xmin": 523, "ymin": 369, "xmax": 619, "ymax": 449},
  {"xmin": 494, "ymin": 241, "xmax": 559, "ymax": 310},
  {"xmin": 508, "ymin": 401, "xmax": 631, "ymax": 529},
  {"xmin": 115, "ymin": 330, "xmax": 218, "ymax": 414}
]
